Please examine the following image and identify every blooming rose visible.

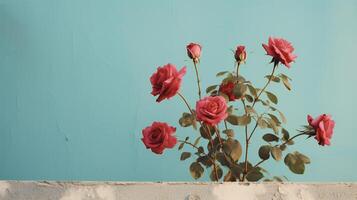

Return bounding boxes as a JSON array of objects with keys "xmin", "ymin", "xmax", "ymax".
[
  {"xmin": 150, "ymin": 63, "xmax": 186, "ymax": 102},
  {"xmin": 142, "ymin": 122, "xmax": 177, "ymax": 154},
  {"xmin": 186, "ymin": 43, "xmax": 202, "ymax": 62},
  {"xmin": 219, "ymin": 81, "xmax": 236, "ymax": 101},
  {"xmin": 234, "ymin": 45, "xmax": 247, "ymax": 63},
  {"xmin": 196, "ymin": 96, "xmax": 228, "ymax": 125},
  {"xmin": 307, "ymin": 114, "xmax": 335, "ymax": 146},
  {"xmin": 262, "ymin": 37, "xmax": 297, "ymax": 68}
]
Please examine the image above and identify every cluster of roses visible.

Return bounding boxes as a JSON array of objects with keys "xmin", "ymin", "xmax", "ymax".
[{"xmin": 141, "ymin": 37, "xmax": 335, "ymax": 180}]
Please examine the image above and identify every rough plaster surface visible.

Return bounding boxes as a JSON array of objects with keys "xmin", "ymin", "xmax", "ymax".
[{"xmin": 0, "ymin": 181, "xmax": 356, "ymax": 200}]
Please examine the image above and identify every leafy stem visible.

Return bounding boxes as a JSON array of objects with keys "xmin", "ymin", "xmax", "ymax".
[
  {"xmin": 252, "ymin": 63, "xmax": 278, "ymax": 107},
  {"xmin": 279, "ymin": 132, "xmax": 308, "ymax": 147},
  {"xmin": 241, "ymin": 99, "xmax": 249, "ymax": 181},
  {"xmin": 178, "ymin": 140, "xmax": 203, "ymax": 154},
  {"xmin": 251, "ymin": 132, "xmax": 309, "ymax": 171}
]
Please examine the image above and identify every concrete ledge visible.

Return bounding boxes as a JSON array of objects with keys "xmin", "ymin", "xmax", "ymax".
[{"xmin": 0, "ymin": 181, "xmax": 356, "ymax": 200}]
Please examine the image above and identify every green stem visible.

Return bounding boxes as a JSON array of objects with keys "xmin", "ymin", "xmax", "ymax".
[
  {"xmin": 193, "ymin": 61, "xmax": 202, "ymax": 100},
  {"xmin": 279, "ymin": 132, "xmax": 307, "ymax": 147},
  {"xmin": 252, "ymin": 64, "xmax": 278, "ymax": 107},
  {"xmin": 241, "ymin": 99, "xmax": 249, "ymax": 181},
  {"xmin": 177, "ymin": 92, "xmax": 194, "ymax": 116},
  {"xmin": 236, "ymin": 62, "xmax": 241, "ymax": 78}
]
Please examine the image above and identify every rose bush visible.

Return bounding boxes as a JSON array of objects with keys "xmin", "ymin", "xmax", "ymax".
[{"xmin": 141, "ymin": 37, "xmax": 335, "ymax": 182}]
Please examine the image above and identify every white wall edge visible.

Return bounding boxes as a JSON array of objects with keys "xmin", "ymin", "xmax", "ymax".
[{"xmin": 0, "ymin": 181, "xmax": 356, "ymax": 200}]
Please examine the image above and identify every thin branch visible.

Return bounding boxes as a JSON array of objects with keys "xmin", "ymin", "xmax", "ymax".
[{"xmin": 252, "ymin": 64, "xmax": 277, "ymax": 107}]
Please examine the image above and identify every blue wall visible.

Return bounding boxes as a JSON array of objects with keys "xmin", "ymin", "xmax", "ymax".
[{"xmin": 0, "ymin": 0, "xmax": 356, "ymax": 181}]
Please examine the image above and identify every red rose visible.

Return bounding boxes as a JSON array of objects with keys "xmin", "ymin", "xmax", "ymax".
[
  {"xmin": 196, "ymin": 96, "xmax": 228, "ymax": 125},
  {"xmin": 186, "ymin": 43, "xmax": 202, "ymax": 62},
  {"xmin": 150, "ymin": 63, "xmax": 186, "ymax": 102},
  {"xmin": 234, "ymin": 45, "xmax": 247, "ymax": 63},
  {"xmin": 219, "ymin": 81, "xmax": 236, "ymax": 101},
  {"xmin": 142, "ymin": 122, "xmax": 177, "ymax": 154},
  {"xmin": 262, "ymin": 37, "xmax": 297, "ymax": 68},
  {"xmin": 307, "ymin": 114, "xmax": 335, "ymax": 146}
]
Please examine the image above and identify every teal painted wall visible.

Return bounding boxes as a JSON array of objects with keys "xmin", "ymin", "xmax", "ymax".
[{"xmin": 0, "ymin": 0, "xmax": 356, "ymax": 181}]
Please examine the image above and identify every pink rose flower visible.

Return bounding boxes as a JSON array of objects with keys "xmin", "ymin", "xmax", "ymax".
[
  {"xmin": 219, "ymin": 81, "xmax": 236, "ymax": 101},
  {"xmin": 234, "ymin": 45, "xmax": 247, "ymax": 63},
  {"xmin": 262, "ymin": 37, "xmax": 297, "ymax": 68},
  {"xmin": 150, "ymin": 63, "xmax": 186, "ymax": 102},
  {"xmin": 142, "ymin": 122, "xmax": 177, "ymax": 154},
  {"xmin": 196, "ymin": 96, "xmax": 228, "ymax": 125},
  {"xmin": 307, "ymin": 114, "xmax": 335, "ymax": 146},
  {"xmin": 186, "ymin": 43, "xmax": 202, "ymax": 62}
]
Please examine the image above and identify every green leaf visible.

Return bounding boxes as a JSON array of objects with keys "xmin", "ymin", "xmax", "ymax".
[
  {"xmin": 265, "ymin": 91, "xmax": 278, "ymax": 104},
  {"xmin": 210, "ymin": 165, "xmax": 223, "ymax": 181},
  {"xmin": 280, "ymin": 144, "xmax": 287, "ymax": 151},
  {"xmin": 206, "ymin": 85, "xmax": 218, "ymax": 94},
  {"xmin": 216, "ymin": 152, "xmax": 230, "ymax": 166},
  {"xmin": 245, "ymin": 94, "xmax": 254, "ymax": 102},
  {"xmin": 295, "ymin": 151, "xmax": 311, "ymax": 164},
  {"xmin": 197, "ymin": 156, "xmax": 213, "ymax": 167},
  {"xmin": 223, "ymin": 129, "xmax": 235, "ymax": 138},
  {"xmin": 271, "ymin": 146, "xmax": 282, "ymax": 161},
  {"xmin": 223, "ymin": 171, "xmax": 236, "ymax": 182},
  {"xmin": 245, "ymin": 106, "xmax": 256, "ymax": 115},
  {"xmin": 257, "ymin": 118, "xmax": 268, "ymax": 129},
  {"xmin": 230, "ymin": 165, "xmax": 243, "ymax": 178},
  {"xmin": 226, "ymin": 114, "xmax": 251, "ymax": 126},
  {"xmin": 216, "ymin": 71, "xmax": 229, "ymax": 77},
  {"xmin": 223, "ymin": 138, "xmax": 242, "ymax": 162},
  {"xmin": 193, "ymin": 137, "xmax": 201, "ymax": 146},
  {"xmin": 266, "ymin": 117, "xmax": 279, "ymax": 134},
  {"xmin": 284, "ymin": 153, "xmax": 305, "ymax": 174},
  {"xmin": 189, "ymin": 162, "xmax": 204, "ymax": 179},
  {"xmin": 278, "ymin": 110, "xmax": 287, "ymax": 124},
  {"xmin": 280, "ymin": 73, "xmax": 292, "ymax": 91},
  {"xmin": 219, "ymin": 92, "xmax": 230, "ymax": 102},
  {"xmin": 246, "ymin": 169, "xmax": 264, "ymax": 182},
  {"xmin": 199, "ymin": 126, "xmax": 213, "ymax": 139},
  {"xmin": 179, "ymin": 113, "xmax": 197, "ymax": 129},
  {"xmin": 178, "ymin": 142, "xmax": 184, "ymax": 150},
  {"xmin": 233, "ymin": 83, "xmax": 247, "ymax": 99},
  {"xmin": 180, "ymin": 152, "xmax": 191, "ymax": 161},
  {"xmin": 258, "ymin": 145, "xmax": 271, "ymax": 160},
  {"xmin": 268, "ymin": 114, "xmax": 281, "ymax": 126},
  {"xmin": 262, "ymin": 133, "xmax": 279, "ymax": 142},
  {"xmin": 247, "ymin": 84, "xmax": 257, "ymax": 97},
  {"xmin": 265, "ymin": 75, "xmax": 280, "ymax": 83},
  {"xmin": 282, "ymin": 128, "xmax": 290, "ymax": 141}
]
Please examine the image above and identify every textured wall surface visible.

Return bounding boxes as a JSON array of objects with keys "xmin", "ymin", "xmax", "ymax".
[{"xmin": 0, "ymin": 181, "xmax": 356, "ymax": 200}]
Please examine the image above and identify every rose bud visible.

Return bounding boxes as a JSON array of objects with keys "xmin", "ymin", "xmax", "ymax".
[
  {"xmin": 219, "ymin": 81, "xmax": 236, "ymax": 101},
  {"xmin": 141, "ymin": 122, "xmax": 177, "ymax": 154},
  {"xmin": 196, "ymin": 96, "xmax": 228, "ymax": 125},
  {"xmin": 186, "ymin": 43, "xmax": 202, "ymax": 63},
  {"xmin": 234, "ymin": 45, "xmax": 247, "ymax": 63},
  {"xmin": 150, "ymin": 63, "xmax": 186, "ymax": 102},
  {"xmin": 307, "ymin": 114, "xmax": 335, "ymax": 146},
  {"xmin": 262, "ymin": 37, "xmax": 297, "ymax": 68}
]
